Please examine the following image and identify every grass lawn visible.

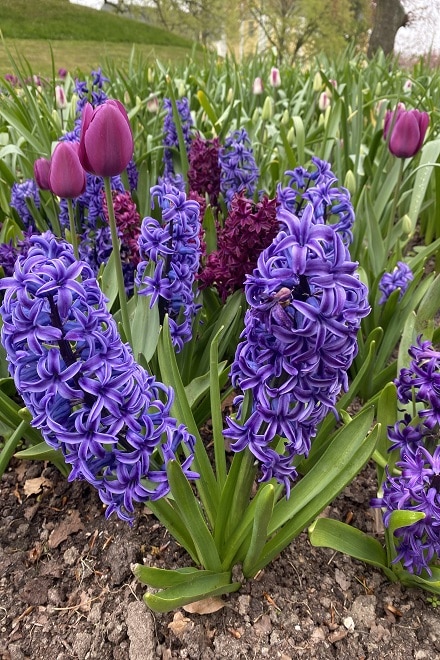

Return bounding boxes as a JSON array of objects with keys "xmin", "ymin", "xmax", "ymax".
[{"xmin": 0, "ymin": 39, "xmax": 197, "ymax": 78}]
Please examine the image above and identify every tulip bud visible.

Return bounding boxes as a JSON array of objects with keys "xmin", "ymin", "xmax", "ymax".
[
  {"xmin": 49, "ymin": 142, "xmax": 86, "ymax": 199},
  {"xmin": 401, "ymin": 214, "xmax": 413, "ymax": 237},
  {"xmin": 177, "ymin": 80, "xmax": 186, "ymax": 98},
  {"xmin": 281, "ymin": 109, "xmax": 289, "ymax": 125},
  {"xmin": 55, "ymin": 85, "xmax": 67, "ymax": 110},
  {"xmin": 261, "ymin": 96, "xmax": 273, "ymax": 121},
  {"xmin": 269, "ymin": 67, "xmax": 281, "ymax": 88},
  {"xmin": 49, "ymin": 142, "xmax": 86, "ymax": 198},
  {"xmin": 318, "ymin": 91, "xmax": 331, "ymax": 112},
  {"xmin": 146, "ymin": 96, "xmax": 159, "ymax": 113},
  {"xmin": 343, "ymin": 170, "xmax": 356, "ymax": 197},
  {"xmin": 403, "ymin": 79, "xmax": 413, "ymax": 93},
  {"xmin": 384, "ymin": 106, "xmax": 429, "ymax": 159},
  {"xmin": 252, "ymin": 108, "xmax": 260, "ymax": 123},
  {"xmin": 78, "ymin": 100, "xmax": 134, "ymax": 177},
  {"xmin": 313, "ymin": 71, "xmax": 323, "ymax": 91},
  {"xmin": 286, "ymin": 126, "xmax": 295, "ymax": 144},
  {"xmin": 227, "ymin": 87, "xmax": 234, "ymax": 104},
  {"xmin": 34, "ymin": 157, "xmax": 51, "ymax": 191},
  {"xmin": 252, "ymin": 77, "xmax": 264, "ymax": 95}
]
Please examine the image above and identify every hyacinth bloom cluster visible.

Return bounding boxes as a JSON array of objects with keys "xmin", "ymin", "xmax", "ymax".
[
  {"xmin": 224, "ymin": 201, "xmax": 369, "ymax": 492},
  {"xmin": 0, "ymin": 232, "xmax": 197, "ymax": 522},
  {"xmin": 136, "ymin": 182, "xmax": 201, "ymax": 352},
  {"xmin": 0, "ymin": 228, "xmax": 33, "ymax": 277},
  {"xmin": 10, "ymin": 179, "xmax": 40, "ymax": 229},
  {"xmin": 277, "ymin": 157, "xmax": 355, "ymax": 247},
  {"xmin": 199, "ymin": 193, "xmax": 279, "ymax": 301},
  {"xmin": 163, "ymin": 97, "xmax": 194, "ymax": 178},
  {"xmin": 372, "ymin": 337, "xmax": 440, "ymax": 575},
  {"xmin": 218, "ymin": 129, "xmax": 260, "ymax": 207},
  {"xmin": 378, "ymin": 261, "xmax": 414, "ymax": 304},
  {"xmin": 187, "ymin": 135, "xmax": 222, "ymax": 207}
]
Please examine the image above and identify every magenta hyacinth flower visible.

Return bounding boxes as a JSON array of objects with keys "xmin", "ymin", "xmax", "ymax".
[
  {"xmin": 78, "ymin": 99, "xmax": 134, "ymax": 177},
  {"xmin": 384, "ymin": 107, "xmax": 429, "ymax": 158},
  {"xmin": 49, "ymin": 142, "xmax": 86, "ymax": 199}
]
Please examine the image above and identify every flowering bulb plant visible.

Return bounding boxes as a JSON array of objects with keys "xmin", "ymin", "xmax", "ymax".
[
  {"xmin": 0, "ymin": 81, "xmax": 379, "ymax": 610},
  {"xmin": 310, "ymin": 335, "xmax": 440, "ymax": 594}
]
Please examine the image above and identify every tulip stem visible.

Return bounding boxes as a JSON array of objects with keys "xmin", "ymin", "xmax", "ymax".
[
  {"xmin": 384, "ymin": 158, "xmax": 405, "ymax": 258},
  {"xmin": 103, "ymin": 176, "xmax": 133, "ymax": 347},
  {"xmin": 66, "ymin": 198, "xmax": 79, "ymax": 260}
]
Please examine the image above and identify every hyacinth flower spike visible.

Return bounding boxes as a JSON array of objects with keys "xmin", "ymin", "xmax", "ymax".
[{"xmin": 0, "ymin": 232, "xmax": 198, "ymax": 524}]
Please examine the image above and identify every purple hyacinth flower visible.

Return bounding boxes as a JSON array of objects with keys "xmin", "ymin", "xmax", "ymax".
[
  {"xmin": 219, "ymin": 128, "xmax": 260, "ymax": 207},
  {"xmin": 10, "ymin": 179, "xmax": 40, "ymax": 229},
  {"xmin": 136, "ymin": 181, "xmax": 201, "ymax": 352},
  {"xmin": 277, "ymin": 156, "xmax": 355, "ymax": 246},
  {"xmin": 162, "ymin": 97, "xmax": 194, "ymax": 178},
  {"xmin": 371, "ymin": 337, "xmax": 440, "ymax": 575},
  {"xmin": 223, "ymin": 200, "xmax": 370, "ymax": 494},
  {"xmin": 378, "ymin": 261, "xmax": 414, "ymax": 304},
  {"xmin": 0, "ymin": 232, "xmax": 197, "ymax": 523}
]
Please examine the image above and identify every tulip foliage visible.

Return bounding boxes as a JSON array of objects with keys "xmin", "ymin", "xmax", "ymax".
[{"xmin": 1, "ymin": 46, "xmax": 440, "ymax": 610}]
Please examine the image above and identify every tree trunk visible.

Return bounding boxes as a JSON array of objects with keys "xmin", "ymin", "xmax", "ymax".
[{"xmin": 367, "ymin": 0, "xmax": 407, "ymax": 57}]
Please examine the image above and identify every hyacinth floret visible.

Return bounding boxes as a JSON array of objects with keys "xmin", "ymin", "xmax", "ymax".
[
  {"xmin": 199, "ymin": 193, "xmax": 279, "ymax": 301},
  {"xmin": 163, "ymin": 97, "xmax": 194, "ymax": 178},
  {"xmin": 378, "ymin": 261, "xmax": 414, "ymax": 305},
  {"xmin": 136, "ymin": 181, "xmax": 201, "ymax": 352},
  {"xmin": 0, "ymin": 232, "xmax": 197, "ymax": 523},
  {"xmin": 372, "ymin": 337, "xmax": 440, "ymax": 575},
  {"xmin": 224, "ymin": 201, "xmax": 369, "ymax": 494},
  {"xmin": 277, "ymin": 156, "xmax": 354, "ymax": 246},
  {"xmin": 188, "ymin": 134, "xmax": 221, "ymax": 206},
  {"xmin": 219, "ymin": 128, "xmax": 260, "ymax": 207},
  {"xmin": 10, "ymin": 179, "xmax": 40, "ymax": 229}
]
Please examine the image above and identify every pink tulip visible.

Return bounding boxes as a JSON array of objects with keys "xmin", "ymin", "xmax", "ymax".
[
  {"xmin": 269, "ymin": 67, "xmax": 281, "ymax": 88},
  {"xmin": 34, "ymin": 157, "xmax": 51, "ymax": 191},
  {"xmin": 252, "ymin": 77, "xmax": 264, "ymax": 95},
  {"xmin": 384, "ymin": 106, "xmax": 429, "ymax": 159},
  {"xmin": 78, "ymin": 100, "xmax": 134, "ymax": 177},
  {"xmin": 49, "ymin": 142, "xmax": 86, "ymax": 198},
  {"xmin": 55, "ymin": 85, "xmax": 67, "ymax": 110}
]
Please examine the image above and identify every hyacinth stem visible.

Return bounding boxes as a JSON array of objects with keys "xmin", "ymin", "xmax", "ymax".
[
  {"xmin": 66, "ymin": 198, "xmax": 79, "ymax": 260},
  {"xmin": 103, "ymin": 176, "xmax": 133, "ymax": 347}
]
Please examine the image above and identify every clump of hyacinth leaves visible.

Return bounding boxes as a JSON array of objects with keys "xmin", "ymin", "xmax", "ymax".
[
  {"xmin": 0, "ymin": 232, "xmax": 197, "ymax": 523},
  {"xmin": 224, "ymin": 158, "xmax": 370, "ymax": 492},
  {"xmin": 372, "ymin": 337, "xmax": 440, "ymax": 577}
]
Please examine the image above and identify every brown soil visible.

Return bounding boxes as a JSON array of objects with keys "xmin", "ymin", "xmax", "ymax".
[{"xmin": 1, "ymin": 458, "xmax": 439, "ymax": 660}]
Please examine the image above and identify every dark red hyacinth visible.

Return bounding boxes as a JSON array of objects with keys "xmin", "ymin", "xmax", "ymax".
[{"xmin": 198, "ymin": 193, "xmax": 279, "ymax": 301}]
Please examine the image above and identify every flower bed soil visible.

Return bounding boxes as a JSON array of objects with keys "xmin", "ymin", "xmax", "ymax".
[{"xmin": 1, "ymin": 458, "xmax": 439, "ymax": 660}]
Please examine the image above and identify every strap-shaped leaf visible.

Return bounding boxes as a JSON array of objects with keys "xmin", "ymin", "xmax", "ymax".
[
  {"xmin": 144, "ymin": 571, "xmax": 241, "ymax": 613},
  {"xmin": 167, "ymin": 459, "xmax": 222, "ymax": 573},
  {"xmin": 309, "ymin": 518, "xmax": 392, "ymax": 577},
  {"xmin": 133, "ymin": 564, "xmax": 206, "ymax": 588},
  {"xmin": 243, "ymin": 484, "xmax": 275, "ymax": 578}
]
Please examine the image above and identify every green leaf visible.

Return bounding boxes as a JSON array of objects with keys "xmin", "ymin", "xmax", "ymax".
[
  {"xmin": 157, "ymin": 317, "xmax": 219, "ymax": 524},
  {"xmin": 250, "ymin": 409, "xmax": 379, "ymax": 574},
  {"xmin": 133, "ymin": 564, "xmax": 205, "ymax": 588},
  {"xmin": 13, "ymin": 441, "xmax": 69, "ymax": 476},
  {"xmin": 408, "ymin": 140, "xmax": 440, "ymax": 234},
  {"xmin": 167, "ymin": 459, "xmax": 222, "ymax": 572},
  {"xmin": 308, "ymin": 518, "xmax": 393, "ymax": 578},
  {"xmin": 242, "ymin": 484, "xmax": 275, "ymax": 578},
  {"xmin": 184, "ymin": 361, "xmax": 227, "ymax": 410},
  {"xmin": 130, "ymin": 291, "xmax": 160, "ymax": 363},
  {"xmin": 375, "ymin": 382, "xmax": 397, "ymax": 484},
  {"xmin": 143, "ymin": 571, "xmax": 241, "ymax": 613},
  {"xmin": 99, "ymin": 250, "xmax": 119, "ymax": 311},
  {"xmin": 415, "ymin": 273, "xmax": 440, "ymax": 337}
]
